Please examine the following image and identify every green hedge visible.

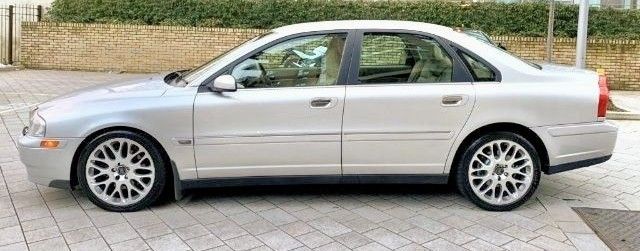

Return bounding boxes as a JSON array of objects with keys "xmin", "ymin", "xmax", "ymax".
[{"xmin": 48, "ymin": 0, "xmax": 640, "ymax": 39}]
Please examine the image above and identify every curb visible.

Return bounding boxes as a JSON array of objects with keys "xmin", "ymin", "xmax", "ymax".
[
  {"xmin": 0, "ymin": 66, "xmax": 22, "ymax": 72},
  {"xmin": 607, "ymin": 111, "xmax": 640, "ymax": 120}
]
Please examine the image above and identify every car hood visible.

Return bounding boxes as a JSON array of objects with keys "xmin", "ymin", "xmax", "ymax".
[{"xmin": 37, "ymin": 74, "xmax": 168, "ymax": 111}]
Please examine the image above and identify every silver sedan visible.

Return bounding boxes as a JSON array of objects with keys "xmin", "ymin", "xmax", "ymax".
[{"xmin": 18, "ymin": 21, "xmax": 618, "ymax": 212}]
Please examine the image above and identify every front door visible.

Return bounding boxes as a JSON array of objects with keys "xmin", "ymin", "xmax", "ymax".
[
  {"xmin": 194, "ymin": 32, "xmax": 351, "ymax": 178},
  {"xmin": 342, "ymin": 31, "xmax": 476, "ymax": 175}
]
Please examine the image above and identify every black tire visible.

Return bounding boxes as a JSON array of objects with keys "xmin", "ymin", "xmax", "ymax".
[
  {"xmin": 455, "ymin": 131, "xmax": 541, "ymax": 211},
  {"xmin": 77, "ymin": 130, "xmax": 166, "ymax": 212}
]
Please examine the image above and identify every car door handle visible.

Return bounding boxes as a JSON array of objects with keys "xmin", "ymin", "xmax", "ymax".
[
  {"xmin": 442, "ymin": 95, "xmax": 466, "ymax": 106},
  {"xmin": 310, "ymin": 98, "xmax": 336, "ymax": 108}
]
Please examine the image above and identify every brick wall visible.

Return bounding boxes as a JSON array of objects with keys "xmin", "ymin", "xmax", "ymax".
[
  {"xmin": 20, "ymin": 22, "xmax": 265, "ymax": 73},
  {"xmin": 20, "ymin": 22, "xmax": 640, "ymax": 90},
  {"xmin": 493, "ymin": 36, "xmax": 640, "ymax": 90}
]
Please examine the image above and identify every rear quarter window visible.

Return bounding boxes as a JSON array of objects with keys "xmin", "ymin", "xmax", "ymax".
[{"xmin": 457, "ymin": 50, "xmax": 496, "ymax": 82}]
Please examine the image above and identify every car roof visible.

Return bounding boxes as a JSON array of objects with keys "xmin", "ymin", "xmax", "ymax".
[{"xmin": 273, "ymin": 20, "xmax": 454, "ymax": 35}]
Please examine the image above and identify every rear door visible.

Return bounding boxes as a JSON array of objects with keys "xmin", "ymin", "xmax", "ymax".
[{"xmin": 342, "ymin": 31, "xmax": 476, "ymax": 175}]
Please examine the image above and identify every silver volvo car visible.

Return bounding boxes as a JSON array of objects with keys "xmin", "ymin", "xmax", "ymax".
[{"xmin": 18, "ymin": 21, "xmax": 618, "ymax": 212}]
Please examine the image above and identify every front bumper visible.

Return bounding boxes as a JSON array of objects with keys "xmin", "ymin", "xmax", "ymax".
[
  {"xmin": 532, "ymin": 121, "xmax": 618, "ymax": 174},
  {"xmin": 17, "ymin": 135, "xmax": 84, "ymax": 189}
]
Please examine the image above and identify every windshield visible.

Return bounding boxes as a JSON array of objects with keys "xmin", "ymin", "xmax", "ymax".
[{"xmin": 170, "ymin": 31, "xmax": 275, "ymax": 86}]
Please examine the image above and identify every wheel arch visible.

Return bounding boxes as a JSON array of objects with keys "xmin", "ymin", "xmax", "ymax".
[
  {"xmin": 448, "ymin": 122, "xmax": 549, "ymax": 182},
  {"xmin": 69, "ymin": 126, "xmax": 174, "ymax": 192}
]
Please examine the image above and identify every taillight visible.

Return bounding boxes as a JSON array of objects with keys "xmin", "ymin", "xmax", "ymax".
[{"xmin": 597, "ymin": 75, "xmax": 609, "ymax": 120}]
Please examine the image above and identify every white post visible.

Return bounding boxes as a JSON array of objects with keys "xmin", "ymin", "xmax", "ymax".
[{"xmin": 575, "ymin": 0, "xmax": 589, "ymax": 68}]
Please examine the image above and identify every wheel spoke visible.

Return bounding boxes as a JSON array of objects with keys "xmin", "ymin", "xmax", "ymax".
[
  {"xmin": 135, "ymin": 173, "xmax": 154, "ymax": 179},
  {"xmin": 108, "ymin": 145, "xmax": 120, "ymax": 161},
  {"xmin": 504, "ymin": 144, "xmax": 516, "ymax": 160},
  {"xmin": 507, "ymin": 181, "xmax": 520, "ymax": 197},
  {"xmin": 478, "ymin": 151, "xmax": 493, "ymax": 161},
  {"xmin": 128, "ymin": 180, "xmax": 145, "ymax": 194},
  {"xmin": 508, "ymin": 155, "xmax": 527, "ymax": 166},
  {"xmin": 503, "ymin": 182, "xmax": 513, "ymax": 197},
  {"xmin": 478, "ymin": 179, "xmax": 493, "ymax": 194},
  {"xmin": 89, "ymin": 179, "xmax": 111, "ymax": 186},
  {"xmin": 130, "ymin": 158, "xmax": 153, "ymax": 170},
  {"xmin": 87, "ymin": 171, "xmax": 107, "ymax": 179},
  {"xmin": 128, "ymin": 184, "xmax": 135, "ymax": 199},
  {"xmin": 495, "ymin": 143, "xmax": 504, "ymax": 160},
  {"xmin": 130, "ymin": 176, "xmax": 145, "ymax": 186},
  {"xmin": 120, "ymin": 141, "xmax": 128, "ymax": 159},
  {"xmin": 472, "ymin": 156, "xmax": 490, "ymax": 168}
]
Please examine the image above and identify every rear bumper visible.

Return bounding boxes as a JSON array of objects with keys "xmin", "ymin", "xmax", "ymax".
[
  {"xmin": 17, "ymin": 135, "xmax": 83, "ymax": 189},
  {"xmin": 545, "ymin": 155, "xmax": 611, "ymax": 174},
  {"xmin": 532, "ymin": 121, "xmax": 617, "ymax": 174}
]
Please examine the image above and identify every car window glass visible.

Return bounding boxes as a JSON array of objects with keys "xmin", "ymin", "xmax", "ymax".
[
  {"xmin": 358, "ymin": 33, "xmax": 453, "ymax": 84},
  {"xmin": 458, "ymin": 51, "xmax": 496, "ymax": 82},
  {"xmin": 462, "ymin": 30, "xmax": 493, "ymax": 45},
  {"xmin": 231, "ymin": 33, "xmax": 347, "ymax": 89}
]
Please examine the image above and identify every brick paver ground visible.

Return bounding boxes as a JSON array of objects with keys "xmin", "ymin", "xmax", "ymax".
[{"xmin": 1, "ymin": 70, "xmax": 639, "ymax": 251}]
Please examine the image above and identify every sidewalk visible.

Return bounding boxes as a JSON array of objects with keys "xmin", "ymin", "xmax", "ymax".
[{"xmin": 608, "ymin": 91, "xmax": 640, "ymax": 120}]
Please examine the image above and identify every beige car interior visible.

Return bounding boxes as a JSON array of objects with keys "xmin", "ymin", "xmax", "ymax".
[
  {"xmin": 359, "ymin": 33, "xmax": 453, "ymax": 84},
  {"xmin": 233, "ymin": 34, "xmax": 346, "ymax": 88},
  {"xmin": 233, "ymin": 32, "xmax": 454, "ymax": 88}
]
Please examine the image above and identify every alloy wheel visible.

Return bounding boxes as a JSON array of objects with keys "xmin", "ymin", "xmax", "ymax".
[
  {"xmin": 467, "ymin": 139, "xmax": 534, "ymax": 205},
  {"xmin": 85, "ymin": 138, "xmax": 155, "ymax": 206}
]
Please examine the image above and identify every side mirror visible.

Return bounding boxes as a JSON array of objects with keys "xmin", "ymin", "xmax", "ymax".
[{"xmin": 209, "ymin": 75, "xmax": 237, "ymax": 92}]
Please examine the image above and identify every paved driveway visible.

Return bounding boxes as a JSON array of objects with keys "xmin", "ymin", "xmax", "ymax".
[{"xmin": 1, "ymin": 70, "xmax": 639, "ymax": 251}]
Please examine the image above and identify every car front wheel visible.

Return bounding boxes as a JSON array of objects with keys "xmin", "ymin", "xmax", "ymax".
[
  {"xmin": 456, "ymin": 132, "xmax": 541, "ymax": 211},
  {"xmin": 77, "ymin": 131, "xmax": 165, "ymax": 212}
]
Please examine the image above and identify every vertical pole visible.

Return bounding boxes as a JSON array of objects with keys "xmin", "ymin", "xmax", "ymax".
[
  {"xmin": 7, "ymin": 5, "xmax": 13, "ymax": 65},
  {"xmin": 37, "ymin": 5, "xmax": 43, "ymax": 22},
  {"xmin": 576, "ymin": 0, "xmax": 589, "ymax": 68},
  {"xmin": 546, "ymin": 0, "xmax": 555, "ymax": 63}
]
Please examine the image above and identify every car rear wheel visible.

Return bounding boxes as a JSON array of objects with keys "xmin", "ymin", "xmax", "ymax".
[
  {"xmin": 456, "ymin": 132, "xmax": 541, "ymax": 211},
  {"xmin": 77, "ymin": 131, "xmax": 165, "ymax": 212}
]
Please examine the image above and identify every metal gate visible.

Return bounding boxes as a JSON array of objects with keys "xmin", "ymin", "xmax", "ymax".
[{"xmin": 0, "ymin": 5, "xmax": 43, "ymax": 65}]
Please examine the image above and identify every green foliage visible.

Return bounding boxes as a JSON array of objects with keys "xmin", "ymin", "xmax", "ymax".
[{"xmin": 48, "ymin": 0, "xmax": 640, "ymax": 38}]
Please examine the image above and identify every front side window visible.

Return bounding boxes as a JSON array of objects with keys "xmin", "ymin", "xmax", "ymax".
[
  {"xmin": 231, "ymin": 33, "xmax": 347, "ymax": 89},
  {"xmin": 358, "ymin": 33, "xmax": 453, "ymax": 84},
  {"xmin": 458, "ymin": 51, "xmax": 496, "ymax": 82}
]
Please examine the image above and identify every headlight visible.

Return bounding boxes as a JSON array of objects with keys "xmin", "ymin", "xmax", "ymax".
[{"xmin": 28, "ymin": 109, "xmax": 46, "ymax": 137}]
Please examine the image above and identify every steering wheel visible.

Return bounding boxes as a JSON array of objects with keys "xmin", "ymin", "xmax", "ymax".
[{"xmin": 243, "ymin": 61, "xmax": 275, "ymax": 88}]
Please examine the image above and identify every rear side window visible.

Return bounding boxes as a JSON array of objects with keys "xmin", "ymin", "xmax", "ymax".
[
  {"xmin": 357, "ymin": 33, "xmax": 454, "ymax": 84},
  {"xmin": 458, "ymin": 51, "xmax": 496, "ymax": 82}
]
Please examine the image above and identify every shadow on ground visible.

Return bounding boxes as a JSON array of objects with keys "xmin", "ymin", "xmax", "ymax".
[{"xmin": 182, "ymin": 183, "xmax": 457, "ymax": 201}]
